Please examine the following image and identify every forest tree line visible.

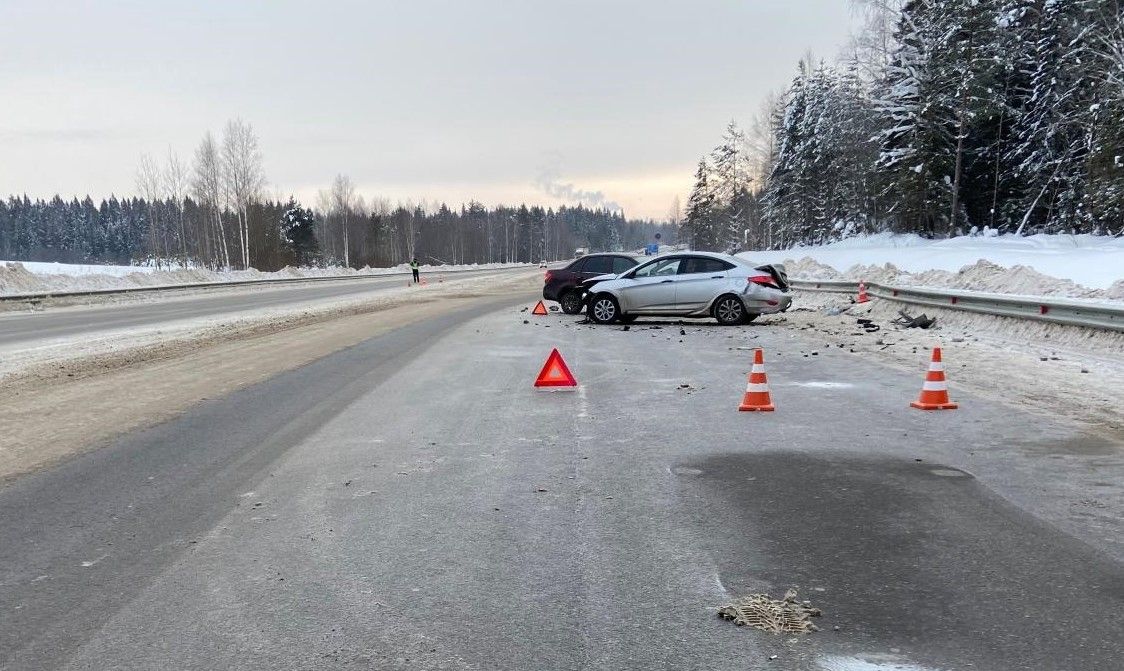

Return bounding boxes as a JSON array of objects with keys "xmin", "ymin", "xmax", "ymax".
[
  {"xmin": 0, "ymin": 193, "xmax": 666, "ymax": 270},
  {"xmin": 1, "ymin": 121, "xmax": 671, "ymax": 270},
  {"xmin": 681, "ymin": 0, "xmax": 1124, "ymax": 251}
]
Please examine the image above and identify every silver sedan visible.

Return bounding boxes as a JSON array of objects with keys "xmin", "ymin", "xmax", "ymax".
[{"xmin": 584, "ymin": 252, "xmax": 792, "ymax": 325}]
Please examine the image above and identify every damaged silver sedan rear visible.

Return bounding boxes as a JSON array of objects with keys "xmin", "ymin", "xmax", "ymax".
[{"xmin": 582, "ymin": 252, "xmax": 792, "ymax": 325}]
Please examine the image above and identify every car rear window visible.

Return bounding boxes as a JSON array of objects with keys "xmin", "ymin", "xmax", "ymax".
[
  {"xmin": 567, "ymin": 258, "xmax": 587, "ymax": 272},
  {"xmin": 611, "ymin": 256, "xmax": 636, "ymax": 273},
  {"xmin": 582, "ymin": 256, "xmax": 614, "ymax": 274}
]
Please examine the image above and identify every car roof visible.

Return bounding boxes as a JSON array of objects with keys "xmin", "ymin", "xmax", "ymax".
[{"xmin": 641, "ymin": 251, "xmax": 748, "ymax": 265}]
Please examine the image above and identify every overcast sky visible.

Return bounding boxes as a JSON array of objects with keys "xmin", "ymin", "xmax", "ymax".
[{"xmin": 0, "ymin": 1, "xmax": 857, "ymax": 219}]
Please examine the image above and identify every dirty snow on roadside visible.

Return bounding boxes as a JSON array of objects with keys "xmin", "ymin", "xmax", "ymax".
[
  {"xmin": 738, "ymin": 232, "xmax": 1124, "ymax": 301},
  {"xmin": 0, "ymin": 259, "xmax": 534, "ymax": 296},
  {"xmin": 0, "ymin": 269, "xmax": 540, "ymax": 384},
  {"xmin": 780, "ymin": 291, "xmax": 1124, "ymax": 439}
]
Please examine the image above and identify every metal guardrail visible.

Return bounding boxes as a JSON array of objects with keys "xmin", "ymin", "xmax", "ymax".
[
  {"xmin": 789, "ymin": 279, "xmax": 1124, "ymax": 333},
  {"xmin": 0, "ymin": 265, "xmax": 535, "ymax": 304}
]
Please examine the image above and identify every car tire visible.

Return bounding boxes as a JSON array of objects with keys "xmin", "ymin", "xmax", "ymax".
[
  {"xmin": 713, "ymin": 294, "xmax": 748, "ymax": 325},
  {"xmin": 560, "ymin": 290, "xmax": 584, "ymax": 315},
  {"xmin": 589, "ymin": 293, "xmax": 621, "ymax": 324}
]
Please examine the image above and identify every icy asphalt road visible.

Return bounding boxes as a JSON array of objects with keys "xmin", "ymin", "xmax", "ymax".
[
  {"xmin": 1, "ymin": 299, "xmax": 1122, "ymax": 670},
  {"xmin": 0, "ymin": 268, "xmax": 522, "ymax": 348}
]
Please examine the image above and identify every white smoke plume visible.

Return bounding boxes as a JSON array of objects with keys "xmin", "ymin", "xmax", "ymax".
[{"xmin": 534, "ymin": 156, "xmax": 621, "ymax": 212}]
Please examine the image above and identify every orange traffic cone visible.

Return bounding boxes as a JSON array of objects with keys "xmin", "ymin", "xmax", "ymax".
[
  {"xmin": 911, "ymin": 347, "xmax": 958, "ymax": 410},
  {"xmin": 856, "ymin": 281, "xmax": 871, "ymax": 303},
  {"xmin": 738, "ymin": 348, "xmax": 775, "ymax": 412}
]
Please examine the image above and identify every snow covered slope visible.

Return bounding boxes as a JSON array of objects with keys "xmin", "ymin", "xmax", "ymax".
[
  {"xmin": 0, "ymin": 261, "xmax": 532, "ymax": 296},
  {"xmin": 738, "ymin": 233, "xmax": 1124, "ymax": 300}
]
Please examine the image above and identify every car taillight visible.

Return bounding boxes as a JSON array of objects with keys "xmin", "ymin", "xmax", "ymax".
[
  {"xmin": 544, "ymin": 270, "xmax": 554, "ymax": 283},
  {"xmin": 748, "ymin": 274, "xmax": 776, "ymax": 288}
]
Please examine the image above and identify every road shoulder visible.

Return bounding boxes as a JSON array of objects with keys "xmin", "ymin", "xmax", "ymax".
[{"xmin": 0, "ymin": 277, "xmax": 538, "ymax": 482}]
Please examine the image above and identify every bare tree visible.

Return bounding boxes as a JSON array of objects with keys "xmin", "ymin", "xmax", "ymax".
[
  {"xmin": 136, "ymin": 153, "xmax": 166, "ymax": 268},
  {"xmin": 667, "ymin": 195, "xmax": 681, "ymax": 227},
  {"xmin": 165, "ymin": 148, "xmax": 189, "ymax": 268},
  {"xmin": 315, "ymin": 189, "xmax": 336, "ymax": 262},
  {"xmin": 221, "ymin": 118, "xmax": 265, "ymax": 269},
  {"xmin": 331, "ymin": 174, "xmax": 357, "ymax": 267},
  {"xmin": 192, "ymin": 132, "xmax": 230, "ymax": 269},
  {"xmin": 843, "ymin": 0, "xmax": 906, "ymax": 79}
]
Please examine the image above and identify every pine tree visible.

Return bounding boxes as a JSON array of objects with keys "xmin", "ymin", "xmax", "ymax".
[
  {"xmin": 280, "ymin": 199, "xmax": 319, "ymax": 266},
  {"xmin": 1082, "ymin": 1, "xmax": 1124, "ymax": 234},
  {"xmin": 683, "ymin": 159, "xmax": 718, "ymax": 250},
  {"xmin": 1008, "ymin": 0, "xmax": 1098, "ymax": 233},
  {"xmin": 761, "ymin": 64, "xmax": 812, "ymax": 247},
  {"xmin": 708, "ymin": 122, "xmax": 754, "ymax": 251}
]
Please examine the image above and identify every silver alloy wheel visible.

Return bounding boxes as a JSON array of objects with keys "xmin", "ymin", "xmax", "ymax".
[
  {"xmin": 592, "ymin": 296, "xmax": 617, "ymax": 322},
  {"xmin": 716, "ymin": 296, "xmax": 744, "ymax": 324}
]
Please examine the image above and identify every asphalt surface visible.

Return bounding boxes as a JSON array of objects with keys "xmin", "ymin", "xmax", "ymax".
[
  {"xmin": 0, "ymin": 268, "xmax": 519, "ymax": 348},
  {"xmin": 1, "ymin": 301, "xmax": 1122, "ymax": 670}
]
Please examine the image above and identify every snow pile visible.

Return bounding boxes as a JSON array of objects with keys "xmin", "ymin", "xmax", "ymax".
[
  {"xmin": 8, "ymin": 261, "xmax": 167, "ymax": 277},
  {"xmin": 0, "ymin": 260, "xmax": 533, "ymax": 296},
  {"xmin": 740, "ymin": 232, "xmax": 1124, "ymax": 301}
]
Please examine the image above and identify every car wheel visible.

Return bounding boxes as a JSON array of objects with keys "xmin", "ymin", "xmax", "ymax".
[
  {"xmin": 560, "ymin": 290, "xmax": 584, "ymax": 315},
  {"xmin": 713, "ymin": 294, "xmax": 747, "ymax": 325},
  {"xmin": 589, "ymin": 293, "xmax": 621, "ymax": 324}
]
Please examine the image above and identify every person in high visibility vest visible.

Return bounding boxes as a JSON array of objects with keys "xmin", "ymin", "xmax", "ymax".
[{"xmin": 410, "ymin": 258, "xmax": 420, "ymax": 284}]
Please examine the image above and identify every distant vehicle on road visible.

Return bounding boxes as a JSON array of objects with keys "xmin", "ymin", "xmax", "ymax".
[
  {"xmin": 542, "ymin": 253, "xmax": 640, "ymax": 314},
  {"xmin": 582, "ymin": 252, "xmax": 791, "ymax": 325},
  {"xmin": 574, "ymin": 248, "xmax": 588, "ymax": 258},
  {"xmin": 539, "ymin": 259, "xmax": 548, "ymax": 268}
]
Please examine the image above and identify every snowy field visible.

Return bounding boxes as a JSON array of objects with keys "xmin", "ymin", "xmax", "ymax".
[
  {"xmin": 0, "ymin": 260, "xmax": 533, "ymax": 296},
  {"xmin": 739, "ymin": 233, "xmax": 1124, "ymax": 301}
]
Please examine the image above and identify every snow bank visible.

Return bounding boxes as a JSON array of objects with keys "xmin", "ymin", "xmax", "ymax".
[
  {"xmin": 740, "ymin": 233, "xmax": 1124, "ymax": 301},
  {"xmin": 0, "ymin": 260, "xmax": 532, "ymax": 296}
]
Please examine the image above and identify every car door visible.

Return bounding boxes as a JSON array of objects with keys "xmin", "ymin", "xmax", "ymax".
[
  {"xmin": 579, "ymin": 255, "xmax": 614, "ymax": 281},
  {"xmin": 616, "ymin": 257, "xmax": 682, "ymax": 312},
  {"xmin": 674, "ymin": 256, "xmax": 735, "ymax": 312},
  {"xmin": 563, "ymin": 257, "xmax": 587, "ymax": 284}
]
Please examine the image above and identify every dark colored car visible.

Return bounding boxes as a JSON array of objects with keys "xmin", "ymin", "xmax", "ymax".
[{"xmin": 542, "ymin": 253, "xmax": 639, "ymax": 314}]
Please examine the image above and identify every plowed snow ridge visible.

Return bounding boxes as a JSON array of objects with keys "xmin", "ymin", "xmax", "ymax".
[
  {"xmin": 739, "ymin": 232, "xmax": 1124, "ymax": 301},
  {"xmin": 0, "ymin": 260, "xmax": 532, "ymax": 296}
]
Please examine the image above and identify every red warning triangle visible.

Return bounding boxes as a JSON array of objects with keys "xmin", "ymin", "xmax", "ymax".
[
  {"xmin": 532, "ymin": 300, "xmax": 549, "ymax": 316},
  {"xmin": 534, "ymin": 348, "xmax": 577, "ymax": 388}
]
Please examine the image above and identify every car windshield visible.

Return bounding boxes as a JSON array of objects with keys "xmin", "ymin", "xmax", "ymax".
[{"xmin": 632, "ymin": 258, "xmax": 681, "ymax": 278}]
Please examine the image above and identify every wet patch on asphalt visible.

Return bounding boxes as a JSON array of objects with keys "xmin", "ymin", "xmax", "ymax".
[
  {"xmin": 1019, "ymin": 433, "xmax": 1123, "ymax": 456},
  {"xmin": 674, "ymin": 452, "xmax": 1124, "ymax": 670}
]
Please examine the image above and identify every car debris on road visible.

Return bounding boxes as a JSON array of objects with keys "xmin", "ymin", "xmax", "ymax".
[{"xmin": 893, "ymin": 310, "xmax": 937, "ymax": 329}]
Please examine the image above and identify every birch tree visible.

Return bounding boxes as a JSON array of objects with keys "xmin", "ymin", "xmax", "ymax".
[
  {"xmin": 165, "ymin": 148, "xmax": 189, "ymax": 267},
  {"xmin": 330, "ymin": 174, "xmax": 356, "ymax": 268},
  {"xmin": 221, "ymin": 118, "xmax": 264, "ymax": 269},
  {"xmin": 135, "ymin": 154, "xmax": 165, "ymax": 267},
  {"xmin": 192, "ymin": 132, "xmax": 230, "ymax": 269}
]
